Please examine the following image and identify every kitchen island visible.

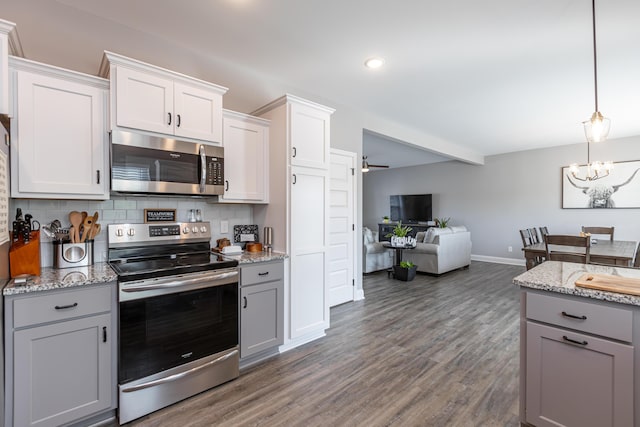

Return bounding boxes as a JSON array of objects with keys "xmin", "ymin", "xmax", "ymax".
[{"xmin": 514, "ymin": 261, "xmax": 640, "ymax": 427}]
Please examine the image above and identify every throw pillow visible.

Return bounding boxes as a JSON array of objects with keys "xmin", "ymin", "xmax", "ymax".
[
  {"xmin": 424, "ymin": 227, "xmax": 437, "ymax": 243},
  {"xmin": 416, "ymin": 231, "xmax": 426, "ymax": 242},
  {"xmin": 450, "ymin": 225, "xmax": 467, "ymax": 233}
]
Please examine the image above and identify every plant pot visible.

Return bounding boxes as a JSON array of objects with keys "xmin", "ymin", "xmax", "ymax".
[{"xmin": 393, "ymin": 265, "xmax": 417, "ymax": 281}]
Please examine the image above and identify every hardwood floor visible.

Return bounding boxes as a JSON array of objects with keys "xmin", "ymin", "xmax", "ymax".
[{"xmin": 115, "ymin": 261, "xmax": 525, "ymax": 427}]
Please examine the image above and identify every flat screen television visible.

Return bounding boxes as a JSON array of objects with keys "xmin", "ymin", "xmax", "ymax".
[{"xmin": 390, "ymin": 194, "xmax": 432, "ymax": 223}]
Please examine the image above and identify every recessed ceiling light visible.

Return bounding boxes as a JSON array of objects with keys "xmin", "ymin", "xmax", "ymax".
[{"xmin": 364, "ymin": 57, "xmax": 385, "ymax": 69}]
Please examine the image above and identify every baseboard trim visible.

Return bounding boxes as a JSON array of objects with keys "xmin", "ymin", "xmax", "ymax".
[
  {"xmin": 279, "ymin": 330, "xmax": 326, "ymax": 353},
  {"xmin": 471, "ymin": 254, "xmax": 526, "ymax": 266},
  {"xmin": 354, "ymin": 288, "xmax": 365, "ymax": 301}
]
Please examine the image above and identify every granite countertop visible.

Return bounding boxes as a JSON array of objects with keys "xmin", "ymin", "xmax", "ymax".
[
  {"xmin": 513, "ymin": 260, "xmax": 640, "ymax": 307},
  {"xmin": 3, "ymin": 262, "xmax": 117, "ymax": 296},
  {"xmin": 216, "ymin": 250, "xmax": 288, "ymax": 264}
]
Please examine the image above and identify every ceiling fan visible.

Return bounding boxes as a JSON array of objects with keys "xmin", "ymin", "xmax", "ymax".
[{"xmin": 362, "ymin": 156, "xmax": 389, "ymax": 172}]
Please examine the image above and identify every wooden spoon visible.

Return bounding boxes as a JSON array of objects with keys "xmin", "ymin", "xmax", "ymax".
[
  {"xmin": 69, "ymin": 211, "xmax": 82, "ymax": 243},
  {"xmin": 89, "ymin": 223, "xmax": 101, "ymax": 240}
]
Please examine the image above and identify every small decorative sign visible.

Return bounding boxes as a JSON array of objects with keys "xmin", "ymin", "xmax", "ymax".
[{"xmin": 144, "ymin": 209, "xmax": 177, "ymax": 223}]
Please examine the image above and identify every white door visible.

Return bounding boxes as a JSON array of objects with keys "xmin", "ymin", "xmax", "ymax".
[
  {"xmin": 329, "ymin": 149, "xmax": 356, "ymax": 307},
  {"xmin": 174, "ymin": 81, "xmax": 223, "ymax": 144},
  {"xmin": 115, "ymin": 66, "xmax": 173, "ymax": 135},
  {"xmin": 290, "ymin": 166, "xmax": 329, "ymax": 338}
]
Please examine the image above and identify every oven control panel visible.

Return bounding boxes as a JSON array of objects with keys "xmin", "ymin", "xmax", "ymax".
[{"xmin": 108, "ymin": 222, "xmax": 211, "ymax": 246}]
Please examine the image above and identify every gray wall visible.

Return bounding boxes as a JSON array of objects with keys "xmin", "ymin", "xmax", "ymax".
[{"xmin": 363, "ymin": 135, "xmax": 640, "ymax": 264}]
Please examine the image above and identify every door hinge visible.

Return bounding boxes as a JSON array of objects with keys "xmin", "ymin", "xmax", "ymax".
[
  {"xmin": 351, "ymin": 167, "xmax": 354, "ymax": 175},
  {"xmin": 352, "ymin": 279, "xmax": 355, "ymax": 287},
  {"xmin": 352, "ymin": 224, "xmax": 355, "ymax": 231}
]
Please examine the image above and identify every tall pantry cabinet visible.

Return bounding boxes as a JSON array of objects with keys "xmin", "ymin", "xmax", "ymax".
[{"xmin": 253, "ymin": 94, "xmax": 334, "ymax": 348}]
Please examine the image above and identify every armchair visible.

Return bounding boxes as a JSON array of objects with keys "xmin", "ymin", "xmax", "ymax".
[{"xmin": 363, "ymin": 227, "xmax": 393, "ymax": 273}]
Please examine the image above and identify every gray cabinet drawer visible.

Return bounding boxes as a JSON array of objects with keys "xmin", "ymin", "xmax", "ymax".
[
  {"xmin": 526, "ymin": 292, "xmax": 632, "ymax": 342},
  {"xmin": 241, "ymin": 262, "xmax": 284, "ymax": 286},
  {"xmin": 12, "ymin": 285, "xmax": 112, "ymax": 328}
]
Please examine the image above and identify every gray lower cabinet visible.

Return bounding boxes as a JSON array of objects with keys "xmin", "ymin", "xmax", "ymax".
[
  {"xmin": 240, "ymin": 261, "xmax": 284, "ymax": 359},
  {"xmin": 522, "ymin": 290, "xmax": 636, "ymax": 427},
  {"xmin": 5, "ymin": 283, "xmax": 117, "ymax": 427}
]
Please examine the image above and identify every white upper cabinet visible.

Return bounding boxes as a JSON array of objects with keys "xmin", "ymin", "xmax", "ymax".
[
  {"xmin": 220, "ymin": 110, "xmax": 269, "ymax": 203},
  {"xmin": 100, "ymin": 51, "xmax": 227, "ymax": 145},
  {"xmin": 0, "ymin": 18, "xmax": 23, "ymax": 115},
  {"xmin": 289, "ymin": 99, "xmax": 332, "ymax": 169},
  {"xmin": 9, "ymin": 57, "xmax": 110, "ymax": 199}
]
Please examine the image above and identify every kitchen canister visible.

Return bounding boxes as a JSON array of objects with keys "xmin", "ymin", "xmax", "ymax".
[{"xmin": 53, "ymin": 240, "xmax": 94, "ymax": 269}]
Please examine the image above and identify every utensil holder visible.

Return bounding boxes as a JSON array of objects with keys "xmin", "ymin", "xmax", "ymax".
[{"xmin": 53, "ymin": 240, "xmax": 94, "ymax": 269}]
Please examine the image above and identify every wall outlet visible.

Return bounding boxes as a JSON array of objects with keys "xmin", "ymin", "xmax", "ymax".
[
  {"xmin": 508, "ymin": 246, "xmax": 513, "ymax": 253},
  {"xmin": 220, "ymin": 220, "xmax": 229, "ymax": 234}
]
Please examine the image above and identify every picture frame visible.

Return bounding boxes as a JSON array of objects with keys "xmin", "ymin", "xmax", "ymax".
[
  {"xmin": 144, "ymin": 208, "xmax": 177, "ymax": 223},
  {"xmin": 562, "ymin": 160, "xmax": 640, "ymax": 208}
]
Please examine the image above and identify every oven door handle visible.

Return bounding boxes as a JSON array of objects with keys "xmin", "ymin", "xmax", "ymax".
[
  {"xmin": 121, "ymin": 349, "xmax": 238, "ymax": 393},
  {"xmin": 121, "ymin": 271, "xmax": 238, "ymax": 293}
]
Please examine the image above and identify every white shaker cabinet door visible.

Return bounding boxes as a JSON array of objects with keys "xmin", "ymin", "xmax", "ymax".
[
  {"xmin": 290, "ymin": 166, "xmax": 329, "ymax": 338},
  {"xmin": 220, "ymin": 112, "xmax": 268, "ymax": 202},
  {"xmin": 115, "ymin": 66, "xmax": 173, "ymax": 135},
  {"xmin": 174, "ymin": 81, "xmax": 223, "ymax": 143},
  {"xmin": 289, "ymin": 101, "xmax": 330, "ymax": 169},
  {"xmin": 13, "ymin": 69, "xmax": 108, "ymax": 198}
]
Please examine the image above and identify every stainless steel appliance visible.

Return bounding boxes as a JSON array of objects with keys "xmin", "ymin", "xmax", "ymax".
[
  {"xmin": 108, "ymin": 222, "xmax": 239, "ymax": 424},
  {"xmin": 110, "ymin": 130, "xmax": 224, "ymax": 196}
]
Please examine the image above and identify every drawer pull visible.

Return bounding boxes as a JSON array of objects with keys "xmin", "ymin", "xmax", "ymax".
[
  {"xmin": 258, "ymin": 272, "xmax": 269, "ymax": 276},
  {"xmin": 243, "ymin": 296, "xmax": 248, "ymax": 309},
  {"xmin": 103, "ymin": 326, "xmax": 107, "ymax": 343},
  {"xmin": 561, "ymin": 311, "xmax": 587, "ymax": 320},
  {"xmin": 54, "ymin": 302, "xmax": 78, "ymax": 310},
  {"xmin": 563, "ymin": 335, "xmax": 588, "ymax": 346}
]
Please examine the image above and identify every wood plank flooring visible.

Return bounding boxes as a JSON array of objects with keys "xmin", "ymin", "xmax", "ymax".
[{"xmin": 113, "ymin": 261, "xmax": 525, "ymax": 427}]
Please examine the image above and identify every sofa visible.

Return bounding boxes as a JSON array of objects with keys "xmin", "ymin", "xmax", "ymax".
[
  {"xmin": 363, "ymin": 227, "xmax": 394, "ymax": 273},
  {"xmin": 402, "ymin": 226, "xmax": 471, "ymax": 275}
]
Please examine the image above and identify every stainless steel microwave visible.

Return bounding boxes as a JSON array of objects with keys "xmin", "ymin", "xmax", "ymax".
[{"xmin": 110, "ymin": 130, "xmax": 224, "ymax": 196}]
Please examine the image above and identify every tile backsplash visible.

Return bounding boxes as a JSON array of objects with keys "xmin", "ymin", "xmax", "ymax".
[{"xmin": 9, "ymin": 196, "xmax": 253, "ymax": 267}]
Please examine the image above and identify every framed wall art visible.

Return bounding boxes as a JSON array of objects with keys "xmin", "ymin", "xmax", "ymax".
[{"xmin": 562, "ymin": 160, "xmax": 640, "ymax": 208}]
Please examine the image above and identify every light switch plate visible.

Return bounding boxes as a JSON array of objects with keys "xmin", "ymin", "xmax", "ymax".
[{"xmin": 220, "ymin": 220, "xmax": 229, "ymax": 233}]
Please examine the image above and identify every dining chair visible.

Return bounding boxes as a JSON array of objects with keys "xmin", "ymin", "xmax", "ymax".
[
  {"xmin": 528, "ymin": 228, "xmax": 540, "ymax": 244},
  {"xmin": 581, "ymin": 226, "xmax": 614, "ymax": 241},
  {"xmin": 545, "ymin": 234, "xmax": 591, "ymax": 264},
  {"xmin": 520, "ymin": 229, "xmax": 534, "ymax": 247},
  {"xmin": 539, "ymin": 226, "xmax": 549, "ymax": 238}
]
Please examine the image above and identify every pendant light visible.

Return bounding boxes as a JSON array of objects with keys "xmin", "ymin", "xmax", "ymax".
[{"xmin": 569, "ymin": 0, "xmax": 613, "ymax": 182}]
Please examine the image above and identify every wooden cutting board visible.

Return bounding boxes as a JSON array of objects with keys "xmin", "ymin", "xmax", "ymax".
[{"xmin": 575, "ymin": 273, "xmax": 640, "ymax": 296}]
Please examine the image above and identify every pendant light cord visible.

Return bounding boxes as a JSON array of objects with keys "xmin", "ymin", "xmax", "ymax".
[{"xmin": 592, "ymin": 0, "xmax": 599, "ymax": 112}]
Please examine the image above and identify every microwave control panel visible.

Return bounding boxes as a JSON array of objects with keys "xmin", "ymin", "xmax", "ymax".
[{"xmin": 207, "ymin": 158, "xmax": 223, "ymax": 185}]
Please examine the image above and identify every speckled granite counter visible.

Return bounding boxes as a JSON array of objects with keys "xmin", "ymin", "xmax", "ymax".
[
  {"xmin": 215, "ymin": 250, "xmax": 288, "ymax": 264},
  {"xmin": 3, "ymin": 262, "xmax": 117, "ymax": 296},
  {"xmin": 513, "ymin": 260, "xmax": 640, "ymax": 307}
]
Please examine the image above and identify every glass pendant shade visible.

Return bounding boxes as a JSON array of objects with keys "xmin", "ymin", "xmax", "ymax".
[{"xmin": 583, "ymin": 111, "xmax": 610, "ymax": 143}]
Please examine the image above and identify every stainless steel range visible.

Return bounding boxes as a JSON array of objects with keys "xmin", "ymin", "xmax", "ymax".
[{"xmin": 108, "ymin": 222, "xmax": 239, "ymax": 424}]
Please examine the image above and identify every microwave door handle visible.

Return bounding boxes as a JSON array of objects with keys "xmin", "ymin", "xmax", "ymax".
[{"xmin": 199, "ymin": 144, "xmax": 206, "ymax": 193}]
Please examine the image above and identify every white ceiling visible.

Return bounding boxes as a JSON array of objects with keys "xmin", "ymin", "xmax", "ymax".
[{"xmin": 2, "ymin": 0, "xmax": 639, "ymax": 169}]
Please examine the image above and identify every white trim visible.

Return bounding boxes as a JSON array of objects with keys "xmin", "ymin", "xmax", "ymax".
[
  {"xmin": 252, "ymin": 93, "xmax": 335, "ymax": 117},
  {"xmin": 471, "ymin": 254, "xmax": 526, "ymax": 266},
  {"xmin": 278, "ymin": 330, "xmax": 326, "ymax": 353},
  {"xmin": 9, "ymin": 56, "xmax": 109, "ymax": 89},
  {"xmin": 354, "ymin": 289, "xmax": 365, "ymax": 301},
  {"xmin": 222, "ymin": 109, "xmax": 270, "ymax": 126}
]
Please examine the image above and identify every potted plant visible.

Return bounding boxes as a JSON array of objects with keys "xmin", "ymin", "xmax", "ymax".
[
  {"xmin": 434, "ymin": 217, "xmax": 450, "ymax": 228},
  {"xmin": 382, "ymin": 215, "xmax": 390, "ymax": 223},
  {"xmin": 386, "ymin": 221, "xmax": 413, "ymax": 246},
  {"xmin": 394, "ymin": 260, "xmax": 417, "ymax": 281}
]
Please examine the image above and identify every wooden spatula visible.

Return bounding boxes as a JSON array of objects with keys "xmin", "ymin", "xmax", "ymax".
[{"xmin": 69, "ymin": 211, "xmax": 82, "ymax": 244}]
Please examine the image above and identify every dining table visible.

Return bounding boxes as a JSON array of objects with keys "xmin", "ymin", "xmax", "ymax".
[{"xmin": 522, "ymin": 239, "xmax": 638, "ymax": 270}]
